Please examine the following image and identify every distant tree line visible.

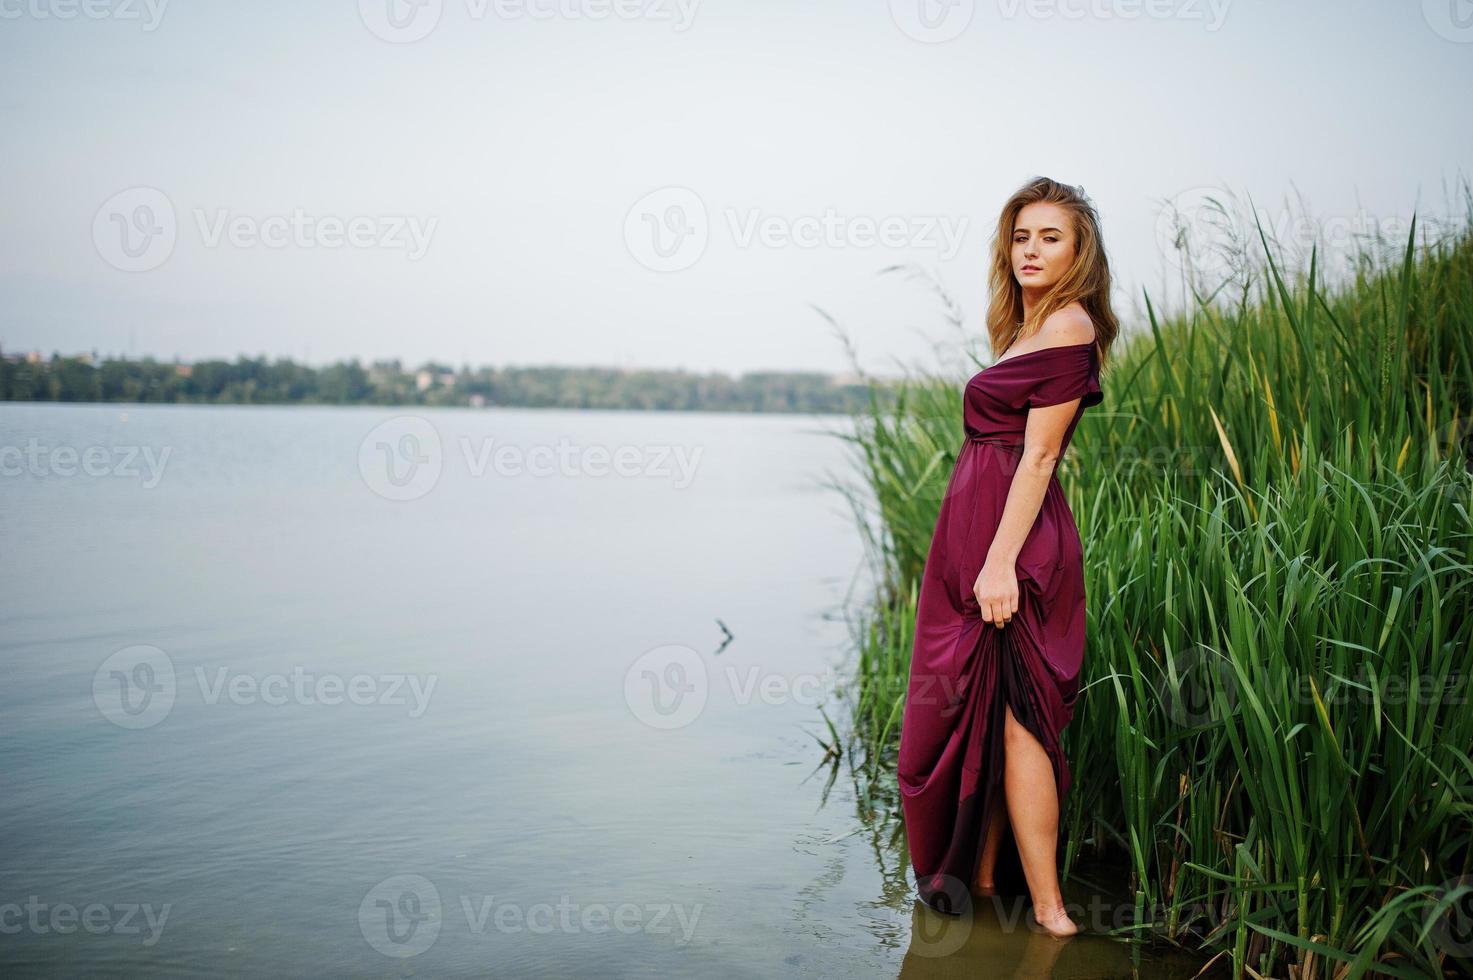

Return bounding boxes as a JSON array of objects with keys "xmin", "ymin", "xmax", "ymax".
[{"xmin": 0, "ymin": 350, "xmax": 897, "ymax": 415}]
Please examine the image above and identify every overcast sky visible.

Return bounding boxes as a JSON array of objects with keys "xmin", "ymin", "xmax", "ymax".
[{"xmin": 1, "ymin": 0, "xmax": 1469, "ymax": 376}]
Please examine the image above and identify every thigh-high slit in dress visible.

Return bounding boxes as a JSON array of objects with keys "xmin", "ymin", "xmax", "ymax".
[{"xmin": 896, "ymin": 340, "xmax": 1103, "ymax": 917}]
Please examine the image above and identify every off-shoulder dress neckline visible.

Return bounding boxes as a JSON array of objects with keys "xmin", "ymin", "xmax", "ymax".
[{"xmin": 987, "ymin": 339, "xmax": 1097, "ymax": 371}]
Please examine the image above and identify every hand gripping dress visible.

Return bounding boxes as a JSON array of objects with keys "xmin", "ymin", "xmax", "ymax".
[{"xmin": 896, "ymin": 340, "xmax": 1104, "ymax": 917}]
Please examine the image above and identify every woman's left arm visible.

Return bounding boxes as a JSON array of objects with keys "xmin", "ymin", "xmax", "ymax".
[{"xmin": 975, "ymin": 398, "xmax": 1080, "ymax": 627}]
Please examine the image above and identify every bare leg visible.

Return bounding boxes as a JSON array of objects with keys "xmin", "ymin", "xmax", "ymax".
[
  {"xmin": 973, "ymin": 792, "xmax": 1007, "ymax": 892},
  {"xmin": 1002, "ymin": 703, "xmax": 1077, "ymax": 937}
]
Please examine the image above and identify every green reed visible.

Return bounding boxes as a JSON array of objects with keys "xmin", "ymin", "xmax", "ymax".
[{"xmin": 831, "ymin": 191, "xmax": 1473, "ymax": 978}]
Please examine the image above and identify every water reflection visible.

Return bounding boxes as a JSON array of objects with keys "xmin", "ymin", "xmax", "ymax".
[
  {"xmin": 803, "ymin": 658, "xmax": 1219, "ymax": 977},
  {"xmin": 900, "ymin": 897, "xmax": 1066, "ymax": 977}
]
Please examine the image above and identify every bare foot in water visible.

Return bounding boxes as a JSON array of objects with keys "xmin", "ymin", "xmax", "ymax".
[{"xmin": 1031, "ymin": 901, "xmax": 1078, "ymax": 938}]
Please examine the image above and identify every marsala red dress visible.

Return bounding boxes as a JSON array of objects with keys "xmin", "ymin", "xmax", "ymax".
[{"xmin": 897, "ymin": 339, "xmax": 1103, "ymax": 917}]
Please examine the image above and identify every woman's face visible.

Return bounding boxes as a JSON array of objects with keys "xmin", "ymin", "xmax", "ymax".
[{"xmin": 1011, "ymin": 202, "xmax": 1076, "ymax": 292}]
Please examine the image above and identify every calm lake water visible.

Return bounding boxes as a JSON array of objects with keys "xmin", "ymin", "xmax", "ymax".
[{"xmin": 1, "ymin": 403, "xmax": 1207, "ymax": 978}]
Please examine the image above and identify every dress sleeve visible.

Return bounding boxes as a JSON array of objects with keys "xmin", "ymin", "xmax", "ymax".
[{"xmin": 1018, "ymin": 346, "xmax": 1104, "ymax": 411}]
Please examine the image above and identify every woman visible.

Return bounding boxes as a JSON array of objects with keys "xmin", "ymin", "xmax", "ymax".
[{"xmin": 896, "ymin": 177, "xmax": 1115, "ymax": 938}]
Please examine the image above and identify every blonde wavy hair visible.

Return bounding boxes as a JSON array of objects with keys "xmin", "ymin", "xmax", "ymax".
[{"xmin": 984, "ymin": 177, "xmax": 1118, "ymax": 366}]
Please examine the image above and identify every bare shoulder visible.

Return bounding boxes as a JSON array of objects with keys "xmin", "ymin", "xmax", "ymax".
[{"xmin": 1039, "ymin": 306, "xmax": 1096, "ymax": 347}]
